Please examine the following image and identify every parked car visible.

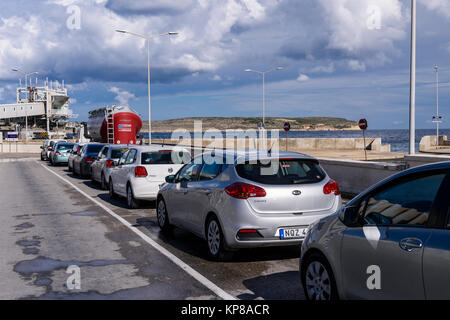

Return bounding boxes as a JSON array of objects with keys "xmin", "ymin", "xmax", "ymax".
[
  {"xmin": 68, "ymin": 143, "xmax": 84, "ymax": 172},
  {"xmin": 50, "ymin": 142, "xmax": 75, "ymax": 165},
  {"xmin": 109, "ymin": 145, "xmax": 190, "ymax": 208},
  {"xmin": 156, "ymin": 150, "xmax": 342, "ymax": 260},
  {"xmin": 73, "ymin": 143, "xmax": 105, "ymax": 177},
  {"xmin": 91, "ymin": 144, "xmax": 129, "ymax": 190},
  {"xmin": 40, "ymin": 139, "xmax": 63, "ymax": 161},
  {"xmin": 300, "ymin": 161, "xmax": 450, "ymax": 300}
]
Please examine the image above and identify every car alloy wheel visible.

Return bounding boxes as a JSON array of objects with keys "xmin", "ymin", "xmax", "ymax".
[
  {"xmin": 207, "ymin": 219, "xmax": 221, "ymax": 257},
  {"xmin": 101, "ymin": 173, "xmax": 107, "ymax": 190},
  {"xmin": 127, "ymin": 184, "xmax": 138, "ymax": 209},
  {"xmin": 157, "ymin": 198, "xmax": 171, "ymax": 231},
  {"xmin": 109, "ymin": 179, "xmax": 116, "ymax": 199},
  {"xmin": 305, "ymin": 261, "xmax": 332, "ymax": 300}
]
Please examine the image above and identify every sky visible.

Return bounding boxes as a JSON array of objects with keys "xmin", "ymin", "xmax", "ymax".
[{"xmin": 0, "ymin": 0, "xmax": 449, "ymax": 129}]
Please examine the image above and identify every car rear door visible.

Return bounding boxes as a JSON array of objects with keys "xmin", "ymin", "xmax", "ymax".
[
  {"xmin": 422, "ymin": 171, "xmax": 450, "ymax": 299},
  {"xmin": 340, "ymin": 170, "xmax": 447, "ymax": 299}
]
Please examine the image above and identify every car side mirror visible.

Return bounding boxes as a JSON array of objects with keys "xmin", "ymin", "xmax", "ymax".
[
  {"xmin": 40, "ymin": 146, "xmax": 44, "ymax": 149},
  {"xmin": 339, "ymin": 205, "xmax": 360, "ymax": 227},
  {"xmin": 165, "ymin": 175, "xmax": 176, "ymax": 183}
]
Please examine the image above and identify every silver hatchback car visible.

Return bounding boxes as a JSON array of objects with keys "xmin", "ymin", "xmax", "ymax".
[
  {"xmin": 300, "ymin": 161, "xmax": 450, "ymax": 300},
  {"xmin": 157, "ymin": 150, "xmax": 342, "ymax": 260}
]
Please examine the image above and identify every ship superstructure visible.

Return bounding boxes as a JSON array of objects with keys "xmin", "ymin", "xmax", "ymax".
[{"xmin": 0, "ymin": 79, "xmax": 74, "ymax": 134}]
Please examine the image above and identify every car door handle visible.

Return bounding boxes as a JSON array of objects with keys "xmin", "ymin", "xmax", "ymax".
[
  {"xmin": 399, "ymin": 238, "xmax": 423, "ymax": 252},
  {"xmin": 200, "ymin": 189, "xmax": 212, "ymax": 195}
]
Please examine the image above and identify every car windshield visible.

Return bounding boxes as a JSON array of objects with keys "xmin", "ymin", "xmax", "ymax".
[
  {"xmin": 141, "ymin": 151, "xmax": 176, "ymax": 165},
  {"xmin": 57, "ymin": 143, "xmax": 75, "ymax": 151},
  {"xmin": 86, "ymin": 145, "xmax": 104, "ymax": 155},
  {"xmin": 111, "ymin": 148, "xmax": 128, "ymax": 159},
  {"xmin": 235, "ymin": 159, "xmax": 326, "ymax": 185}
]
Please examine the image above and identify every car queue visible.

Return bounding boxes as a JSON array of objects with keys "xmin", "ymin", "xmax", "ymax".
[{"xmin": 39, "ymin": 139, "xmax": 450, "ymax": 300}]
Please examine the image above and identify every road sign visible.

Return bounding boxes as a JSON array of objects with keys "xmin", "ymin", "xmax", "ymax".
[
  {"xmin": 358, "ymin": 119, "xmax": 368, "ymax": 130},
  {"xmin": 283, "ymin": 122, "xmax": 291, "ymax": 132},
  {"xmin": 6, "ymin": 132, "xmax": 19, "ymax": 141}
]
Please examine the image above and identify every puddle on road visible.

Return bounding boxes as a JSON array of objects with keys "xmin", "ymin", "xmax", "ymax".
[
  {"xmin": 23, "ymin": 247, "xmax": 39, "ymax": 255},
  {"xmin": 70, "ymin": 211, "xmax": 100, "ymax": 216},
  {"xmin": 16, "ymin": 240, "xmax": 40, "ymax": 247},
  {"xmin": 15, "ymin": 222, "xmax": 34, "ymax": 230},
  {"xmin": 14, "ymin": 257, "xmax": 127, "ymax": 275}
]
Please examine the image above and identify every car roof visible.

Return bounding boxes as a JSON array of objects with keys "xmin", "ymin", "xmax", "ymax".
[
  {"xmin": 197, "ymin": 149, "xmax": 317, "ymax": 164},
  {"xmin": 131, "ymin": 145, "xmax": 190, "ymax": 152}
]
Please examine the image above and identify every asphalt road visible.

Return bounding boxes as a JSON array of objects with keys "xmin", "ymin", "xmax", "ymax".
[{"xmin": 0, "ymin": 154, "xmax": 308, "ymax": 300}]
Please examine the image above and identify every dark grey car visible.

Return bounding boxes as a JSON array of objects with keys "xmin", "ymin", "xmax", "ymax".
[{"xmin": 300, "ymin": 161, "xmax": 450, "ymax": 300}]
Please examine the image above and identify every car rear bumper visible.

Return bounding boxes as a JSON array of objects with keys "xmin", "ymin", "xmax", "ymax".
[
  {"xmin": 219, "ymin": 196, "xmax": 341, "ymax": 249},
  {"xmin": 131, "ymin": 178, "xmax": 163, "ymax": 200}
]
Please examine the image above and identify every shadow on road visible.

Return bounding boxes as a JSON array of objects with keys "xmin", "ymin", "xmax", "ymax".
[
  {"xmin": 134, "ymin": 217, "xmax": 300, "ymax": 263},
  {"xmin": 238, "ymin": 271, "xmax": 304, "ymax": 300}
]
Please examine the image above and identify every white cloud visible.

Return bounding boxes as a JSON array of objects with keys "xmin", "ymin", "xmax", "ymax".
[
  {"xmin": 296, "ymin": 74, "xmax": 310, "ymax": 82},
  {"xmin": 419, "ymin": 0, "xmax": 450, "ymax": 18},
  {"xmin": 211, "ymin": 74, "xmax": 222, "ymax": 81},
  {"xmin": 108, "ymin": 86, "xmax": 136, "ymax": 106},
  {"xmin": 348, "ymin": 60, "xmax": 366, "ymax": 72}
]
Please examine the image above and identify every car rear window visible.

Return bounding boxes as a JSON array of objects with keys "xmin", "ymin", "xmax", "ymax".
[
  {"xmin": 111, "ymin": 148, "xmax": 127, "ymax": 159},
  {"xmin": 86, "ymin": 145, "xmax": 104, "ymax": 154},
  {"xmin": 57, "ymin": 143, "xmax": 74, "ymax": 151},
  {"xmin": 141, "ymin": 151, "xmax": 175, "ymax": 165},
  {"xmin": 235, "ymin": 159, "xmax": 326, "ymax": 185}
]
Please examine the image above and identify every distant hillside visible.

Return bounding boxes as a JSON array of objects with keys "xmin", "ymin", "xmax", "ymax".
[{"xmin": 146, "ymin": 117, "xmax": 359, "ymax": 132}]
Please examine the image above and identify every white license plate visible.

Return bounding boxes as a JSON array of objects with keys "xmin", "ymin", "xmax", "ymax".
[{"xmin": 279, "ymin": 227, "xmax": 307, "ymax": 239}]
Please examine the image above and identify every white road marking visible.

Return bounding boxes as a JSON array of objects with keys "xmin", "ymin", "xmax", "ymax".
[{"xmin": 39, "ymin": 163, "xmax": 236, "ymax": 300}]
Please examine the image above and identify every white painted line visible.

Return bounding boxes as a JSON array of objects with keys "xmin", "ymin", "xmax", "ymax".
[{"xmin": 39, "ymin": 163, "xmax": 236, "ymax": 300}]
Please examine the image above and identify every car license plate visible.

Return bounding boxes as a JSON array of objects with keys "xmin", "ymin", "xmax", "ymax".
[{"xmin": 279, "ymin": 227, "xmax": 307, "ymax": 239}]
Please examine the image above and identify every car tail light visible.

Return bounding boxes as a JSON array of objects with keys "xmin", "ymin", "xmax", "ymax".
[
  {"xmin": 323, "ymin": 179, "xmax": 340, "ymax": 195},
  {"xmin": 135, "ymin": 166, "xmax": 148, "ymax": 177},
  {"xmin": 56, "ymin": 152, "xmax": 61, "ymax": 156},
  {"xmin": 225, "ymin": 182, "xmax": 266, "ymax": 199},
  {"xmin": 85, "ymin": 157, "xmax": 93, "ymax": 163},
  {"xmin": 106, "ymin": 160, "xmax": 114, "ymax": 168}
]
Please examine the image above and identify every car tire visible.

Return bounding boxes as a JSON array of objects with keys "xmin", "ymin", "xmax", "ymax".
[
  {"xmin": 126, "ymin": 184, "xmax": 139, "ymax": 209},
  {"xmin": 109, "ymin": 179, "xmax": 117, "ymax": 199},
  {"xmin": 205, "ymin": 216, "xmax": 232, "ymax": 261},
  {"xmin": 301, "ymin": 252, "xmax": 338, "ymax": 301},
  {"xmin": 101, "ymin": 173, "xmax": 107, "ymax": 190},
  {"xmin": 41, "ymin": 154, "xmax": 44, "ymax": 161},
  {"xmin": 156, "ymin": 197, "xmax": 172, "ymax": 232},
  {"xmin": 68, "ymin": 162, "xmax": 72, "ymax": 172}
]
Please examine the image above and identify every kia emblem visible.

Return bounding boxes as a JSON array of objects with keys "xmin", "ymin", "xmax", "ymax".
[
  {"xmin": 292, "ymin": 190, "xmax": 301, "ymax": 196},
  {"xmin": 168, "ymin": 168, "xmax": 173, "ymax": 173}
]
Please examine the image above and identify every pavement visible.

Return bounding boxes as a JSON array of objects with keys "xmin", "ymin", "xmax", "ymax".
[{"xmin": 0, "ymin": 154, "xmax": 312, "ymax": 300}]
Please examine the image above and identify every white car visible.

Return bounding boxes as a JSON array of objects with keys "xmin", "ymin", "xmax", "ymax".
[
  {"xmin": 108, "ymin": 145, "xmax": 191, "ymax": 208},
  {"xmin": 91, "ymin": 144, "xmax": 129, "ymax": 190}
]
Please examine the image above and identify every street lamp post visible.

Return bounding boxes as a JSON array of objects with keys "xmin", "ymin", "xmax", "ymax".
[
  {"xmin": 245, "ymin": 67, "xmax": 284, "ymax": 129},
  {"xmin": 12, "ymin": 68, "xmax": 38, "ymax": 142},
  {"xmin": 409, "ymin": 0, "xmax": 416, "ymax": 155},
  {"xmin": 432, "ymin": 65, "xmax": 442, "ymax": 148},
  {"xmin": 115, "ymin": 30, "xmax": 178, "ymax": 145}
]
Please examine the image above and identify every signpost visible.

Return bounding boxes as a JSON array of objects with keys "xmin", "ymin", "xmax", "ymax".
[
  {"xmin": 358, "ymin": 119, "xmax": 368, "ymax": 161},
  {"xmin": 283, "ymin": 122, "xmax": 291, "ymax": 151}
]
